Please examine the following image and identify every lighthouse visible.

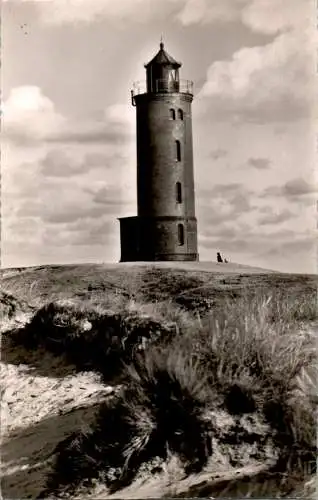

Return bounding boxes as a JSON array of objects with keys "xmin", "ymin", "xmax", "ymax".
[{"xmin": 119, "ymin": 41, "xmax": 198, "ymax": 262}]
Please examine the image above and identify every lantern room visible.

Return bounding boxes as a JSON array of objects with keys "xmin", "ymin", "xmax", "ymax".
[{"xmin": 145, "ymin": 41, "xmax": 181, "ymax": 93}]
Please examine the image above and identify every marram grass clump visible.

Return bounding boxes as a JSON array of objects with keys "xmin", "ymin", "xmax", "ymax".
[{"xmin": 45, "ymin": 349, "xmax": 214, "ymax": 496}]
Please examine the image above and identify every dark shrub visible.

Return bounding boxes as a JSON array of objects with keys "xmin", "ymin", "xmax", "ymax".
[
  {"xmin": 12, "ymin": 302, "xmax": 177, "ymax": 382},
  {"xmin": 224, "ymin": 384, "xmax": 256, "ymax": 415}
]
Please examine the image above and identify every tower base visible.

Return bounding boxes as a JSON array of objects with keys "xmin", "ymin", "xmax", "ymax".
[{"xmin": 118, "ymin": 216, "xmax": 199, "ymax": 263}]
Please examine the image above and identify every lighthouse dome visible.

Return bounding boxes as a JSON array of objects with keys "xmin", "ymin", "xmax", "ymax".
[{"xmin": 144, "ymin": 42, "xmax": 181, "ymax": 69}]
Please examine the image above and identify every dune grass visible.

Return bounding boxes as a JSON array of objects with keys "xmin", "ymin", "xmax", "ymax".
[{"xmin": 33, "ymin": 287, "xmax": 317, "ymax": 498}]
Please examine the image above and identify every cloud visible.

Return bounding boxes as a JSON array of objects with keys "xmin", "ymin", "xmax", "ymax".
[
  {"xmin": 4, "ymin": 0, "xmax": 183, "ymax": 25},
  {"xmin": 209, "ymin": 148, "xmax": 228, "ymax": 160},
  {"xmin": 2, "ymin": 86, "xmax": 65, "ymax": 142},
  {"xmin": 178, "ymin": 0, "xmax": 312, "ymax": 34},
  {"xmin": 177, "ymin": 0, "xmax": 248, "ymax": 26},
  {"xmin": 43, "ymin": 216, "xmax": 116, "ymax": 248},
  {"xmin": 91, "ymin": 186, "xmax": 133, "ymax": 207},
  {"xmin": 3, "ymin": 86, "xmax": 134, "ymax": 148},
  {"xmin": 241, "ymin": 0, "xmax": 311, "ymax": 35},
  {"xmin": 50, "ymin": 104, "xmax": 135, "ymax": 145},
  {"xmin": 199, "ymin": 222, "xmax": 314, "ymax": 262},
  {"xmin": 283, "ymin": 178, "xmax": 318, "ymax": 197},
  {"xmin": 262, "ymin": 236, "xmax": 315, "ymax": 256},
  {"xmin": 247, "ymin": 157, "xmax": 270, "ymax": 169},
  {"xmin": 15, "ymin": 180, "xmax": 132, "ymax": 224},
  {"xmin": 47, "ymin": 127, "xmax": 131, "ymax": 145},
  {"xmin": 262, "ymin": 177, "xmax": 318, "ymax": 199},
  {"xmin": 68, "ymin": 220, "xmax": 115, "ymax": 246},
  {"xmin": 2, "ymin": 85, "xmax": 134, "ymax": 147},
  {"xmin": 198, "ymin": 183, "xmax": 254, "ymax": 227},
  {"xmin": 196, "ymin": 174, "xmax": 314, "ymax": 270},
  {"xmin": 198, "ymin": 29, "xmax": 313, "ymax": 123},
  {"xmin": 258, "ymin": 208, "xmax": 294, "ymax": 225},
  {"xmin": 202, "ymin": 183, "xmax": 245, "ymax": 195},
  {"xmin": 51, "ymin": 104, "xmax": 135, "ymax": 144},
  {"xmin": 43, "ymin": 206, "xmax": 108, "ymax": 224},
  {"xmin": 39, "ymin": 150, "xmax": 112, "ymax": 177},
  {"xmin": 194, "ymin": 0, "xmax": 314, "ymax": 124}
]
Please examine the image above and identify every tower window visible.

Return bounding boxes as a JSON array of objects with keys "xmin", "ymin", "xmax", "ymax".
[
  {"xmin": 169, "ymin": 108, "xmax": 176, "ymax": 120},
  {"xmin": 176, "ymin": 140, "xmax": 181, "ymax": 161},
  {"xmin": 178, "ymin": 109, "xmax": 183, "ymax": 120},
  {"xmin": 178, "ymin": 224, "xmax": 184, "ymax": 246},
  {"xmin": 176, "ymin": 182, "xmax": 182, "ymax": 203}
]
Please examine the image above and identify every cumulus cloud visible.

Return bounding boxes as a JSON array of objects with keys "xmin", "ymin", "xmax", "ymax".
[
  {"xmin": 247, "ymin": 157, "xmax": 270, "ymax": 169},
  {"xmin": 283, "ymin": 178, "xmax": 318, "ymax": 197},
  {"xmin": 91, "ymin": 186, "xmax": 133, "ymax": 206},
  {"xmin": 241, "ymin": 0, "xmax": 311, "ymax": 35},
  {"xmin": 39, "ymin": 150, "xmax": 117, "ymax": 177},
  {"xmin": 178, "ymin": 0, "xmax": 312, "ymax": 33},
  {"xmin": 47, "ymin": 127, "xmax": 131, "ymax": 145},
  {"xmin": 258, "ymin": 208, "xmax": 294, "ymax": 225},
  {"xmin": 3, "ymin": 86, "xmax": 134, "ymax": 147},
  {"xmin": 198, "ymin": 183, "xmax": 254, "ymax": 227},
  {"xmin": 2, "ymin": 86, "xmax": 65, "ymax": 142},
  {"xmin": 195, "ymin": 0, "xmax": 314, "ymax": 123},
  {"xmin": 198, "ymin": 30, "xmax": 313, "ymax": 122},
  {"xmin": 262, "ymin": 177, "xmax": 318, "ymax": 200},
  {"xmin": 209, "ymin": 148, "xmax": 228, "ymax": 160}
]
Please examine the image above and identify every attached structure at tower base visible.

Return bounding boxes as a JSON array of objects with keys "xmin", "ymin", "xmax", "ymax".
[{"xmin": 119, "ymin": 216, "xmax": 198, "ymax": 262}]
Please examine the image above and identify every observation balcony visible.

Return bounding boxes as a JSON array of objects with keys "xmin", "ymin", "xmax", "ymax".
[{"xmin": 131, "ymin": 79, "xmax": 194, "ymax": 98}]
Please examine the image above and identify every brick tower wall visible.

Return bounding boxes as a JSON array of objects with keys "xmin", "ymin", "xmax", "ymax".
[{"xmin": 135, "ymin": 93, "xmax": 195, "ymax": 218}]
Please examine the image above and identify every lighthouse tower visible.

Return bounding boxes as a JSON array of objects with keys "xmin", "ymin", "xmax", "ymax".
[{"xmin": 119, "ymin": 41, "xmax": 198, "ymax": 262}]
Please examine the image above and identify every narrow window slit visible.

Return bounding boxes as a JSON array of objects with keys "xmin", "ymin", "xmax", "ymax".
[
  {"xmin": 178, "ymin": 224, "xmax": 184, "ymax": 246},
  {"xmin": 176, "ymin": 182, "xmax": 182, "ymax": 203},
  {"xmin": 176, "ymin": 140, "xmax": 181, "ymax": 161}
]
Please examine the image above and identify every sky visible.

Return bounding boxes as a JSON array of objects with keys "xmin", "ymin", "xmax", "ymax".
[{"xmin": 2, "ymin": 0, "xmax": 317, "ymax": 273}]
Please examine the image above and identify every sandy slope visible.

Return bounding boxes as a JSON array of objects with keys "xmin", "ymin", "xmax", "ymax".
[{"xmin": 1, "ymin": 319, "xmax": 116, "ymax": 499}]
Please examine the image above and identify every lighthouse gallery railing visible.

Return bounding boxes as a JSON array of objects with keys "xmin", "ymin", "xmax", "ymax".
[{"xmin": 131, "ymin": 79, "xmax": 194, "ymax": 97}]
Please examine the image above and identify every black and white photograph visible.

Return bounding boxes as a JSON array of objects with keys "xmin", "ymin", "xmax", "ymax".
[{"xmin": 1, "ymin": 0, "xmax": 317, "ymax": 498}]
